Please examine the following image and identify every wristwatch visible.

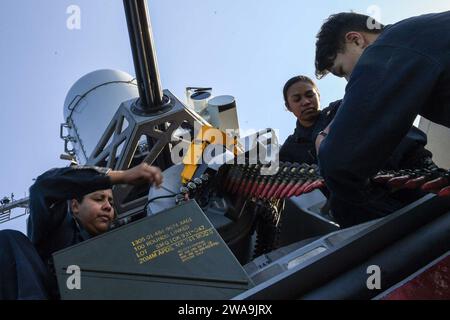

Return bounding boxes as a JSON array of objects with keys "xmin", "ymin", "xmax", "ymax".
[{"xmin": 318, "ymin": 130, "xmax": 328, "ymax": 138}]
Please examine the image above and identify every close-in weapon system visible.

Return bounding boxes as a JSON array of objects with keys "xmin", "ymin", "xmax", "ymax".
[{"xmin": 26, "ymin": 0, "xmax": 450, "ymax": 300}]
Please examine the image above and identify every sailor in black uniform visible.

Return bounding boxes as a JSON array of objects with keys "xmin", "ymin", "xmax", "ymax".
[
  {"xmin": 0, "ymin": 163, "xmax": 162, "ymax": 299},
  {"xmin": 314, "ymin": 12, "xmax": 450, "ymax": 226}
]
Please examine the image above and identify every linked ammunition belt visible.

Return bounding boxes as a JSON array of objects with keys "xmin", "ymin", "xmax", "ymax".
[
  {"xmin": 372, "ymin": 166, "xmax": 450, "ymax": 197},
  {"xmin": 221, "ymin": 161, "xmax": 450, "ymax": 199},
  {"xmin": 253, "ymin": 200, "xmax": 283, "ymax": 258},
  {"xmin": 178, "ymin": 162, "xmax": 450, "ymax": 202},
  {"xmin": 222, "ymin": 162, "xmax": 324, "ymax": 200},
  {"xmin": 176, "ymin": 173, "xmax": 210, "ymax": 204}
]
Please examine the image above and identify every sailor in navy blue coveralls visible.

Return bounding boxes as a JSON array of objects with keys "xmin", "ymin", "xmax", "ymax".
[
  {"xmin": 316, "ymin": 12, "xmax": 450, "ymax": 226},
  {"xmin": 0, "ymin": 166, "xmax": 112, "ymax": 299},
  {"xmin": 0, "ymin": 163, "xmax": 161, "ymax": 299},
  {"xmin": 281, "ymin": 98, "xmax": 433, "ymax": 221}
]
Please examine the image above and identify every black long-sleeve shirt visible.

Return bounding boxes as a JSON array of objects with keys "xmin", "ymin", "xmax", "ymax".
[
  {"xmin": 280, "ymin": 100, "xmax": 340, "ymax": 164},
  {"xmin": 319, "ymin": 12, "xmax": 450, "ymax": 219},
  {"xmin": 27, "ymin": 166, "xmax": 112, "ymax": 264}
]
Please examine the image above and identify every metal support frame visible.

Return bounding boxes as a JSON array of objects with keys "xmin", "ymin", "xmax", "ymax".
[
  {"xmin": 86, "ymin": 90, "xmax": 209, "ymax": 217},
  {"xmin": 0, "ymin": 197, "xmax": 30, "ymax": 224}
]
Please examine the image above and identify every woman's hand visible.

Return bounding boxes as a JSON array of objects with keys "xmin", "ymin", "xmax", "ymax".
[{"xmin": 108, "ymin": 162, "xmax": 163, "ymax": 187}]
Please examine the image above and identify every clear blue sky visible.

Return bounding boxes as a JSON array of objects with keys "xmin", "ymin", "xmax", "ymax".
[{"xmin": 1, "ymin": 0, "xmax": 449, "ymax": 233}]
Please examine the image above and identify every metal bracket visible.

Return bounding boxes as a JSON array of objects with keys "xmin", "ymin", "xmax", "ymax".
[{"xmin": 60, "ymin": 122, "xmax": 77, "ymax": 155}]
